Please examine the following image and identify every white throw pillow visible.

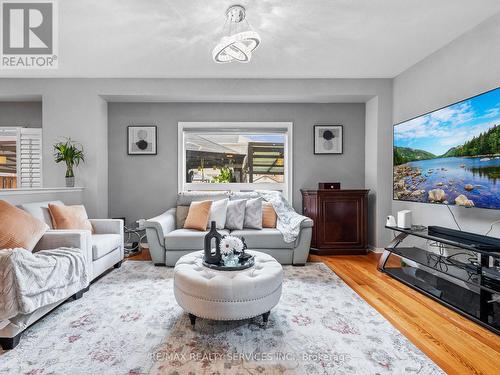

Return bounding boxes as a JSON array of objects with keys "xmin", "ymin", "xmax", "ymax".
[{"xmin": 207, "ymin": 198, "xmax": 229, "ymax": 229}]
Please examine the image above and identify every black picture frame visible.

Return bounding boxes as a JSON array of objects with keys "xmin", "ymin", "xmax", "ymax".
[
  {"xmin": 127, "ymin": 125, "xmax": 157, "ymax": 155},
  {"xmin": 313, "ymin": 125, "xmax": 343, "ymax": 154}
]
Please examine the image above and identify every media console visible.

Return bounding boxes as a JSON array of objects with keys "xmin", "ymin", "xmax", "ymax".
[{"xmin": 379, "ymin": 225, "xmax": 500, "ymax": 334}]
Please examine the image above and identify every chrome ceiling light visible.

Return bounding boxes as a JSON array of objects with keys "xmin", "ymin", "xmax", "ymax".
[{"xmin": 212, "ymin": 5, "xmax": 261, "ymax": 63}]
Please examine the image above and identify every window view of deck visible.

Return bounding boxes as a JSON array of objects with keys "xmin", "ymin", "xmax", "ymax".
[{"xmin": 185, "ymin": 133, "xmax": 285, "ymax": 184}]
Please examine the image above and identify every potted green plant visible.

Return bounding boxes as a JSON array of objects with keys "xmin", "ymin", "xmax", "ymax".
[
  {"xmin": 211, "ymin": 166, "xmax": 233, "ymax": 183},
  {"xmin": 53, "ymin": 138, "xmax": 85, "ymax": 187}
]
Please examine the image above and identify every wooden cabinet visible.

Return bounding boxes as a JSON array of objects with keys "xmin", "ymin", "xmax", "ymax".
[{"xmin": 301, "ymin": 189, "xmax": 369, "ymax": 255}]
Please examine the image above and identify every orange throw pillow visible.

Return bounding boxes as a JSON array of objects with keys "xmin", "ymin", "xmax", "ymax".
[
  {"xmin": 0, "ymin": 200, "xmax": 48, "ymax": 251},
  {"xmin": 48, "ymin": 204, "xmax": 94, "ymax": 232},
  {"xmin": 262, "ymin": 202, "xmax": 277, "ymax": 228},
  {"xmin": 184, "ymin": 200, "xmax": 212, "ymax": 231}
]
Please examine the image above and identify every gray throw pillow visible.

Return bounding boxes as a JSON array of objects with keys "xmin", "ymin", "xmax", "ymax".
[
  {"xmin": 176, "ymin": 206, "xmax": 189, "ymax": 229},
  {"xmin": 244, "ymin": 198, "xmax": 263, "ymax": 229},
  {"xmin": 225, "ymin": 199, "xmax": 246, "ymax": 230}
]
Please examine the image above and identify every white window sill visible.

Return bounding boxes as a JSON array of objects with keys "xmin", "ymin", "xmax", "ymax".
[{"xmin": 0, "ymin": 187, "xmax": 84, "ymax": 196}]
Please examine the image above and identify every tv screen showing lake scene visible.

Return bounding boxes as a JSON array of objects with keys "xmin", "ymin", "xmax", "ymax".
[{"xmin": 394, "ymin": 87, "xmax": 500, "ymax": 209}]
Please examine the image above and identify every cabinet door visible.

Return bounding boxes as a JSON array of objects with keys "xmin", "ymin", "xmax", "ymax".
[{"xmin": 319, "ymin": 194, "xmax": 366, "ymax": 249}]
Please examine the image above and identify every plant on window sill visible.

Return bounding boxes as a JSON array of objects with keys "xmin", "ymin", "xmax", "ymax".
[{"xmin": 53, "ymin": 138, "xmax": 85, "ymax": 188}]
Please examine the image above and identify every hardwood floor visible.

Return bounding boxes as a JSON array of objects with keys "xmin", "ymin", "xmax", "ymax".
[
  {"xmin": 310, "ymin": 252, "xmax": 500, "ymax": 375},
  {"xmin": 125, "ymin": 246, "xmax": 152, "ymax": 261},
  {"xmin": 128, "ymin": 249, "xmax": 499, "ymax": 374}
]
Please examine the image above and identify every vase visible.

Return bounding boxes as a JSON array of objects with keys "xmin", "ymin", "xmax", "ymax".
[
  {"xmin": 204, "ymin": 221, "xmax": 222, "ymax": 264},
  {"xmin": 65, "ymin": 176, "xmax": 75, "ymax": 188},
  {"xmin": 223, "ymin": 252, "xmax": 239, "ymax": 266}
]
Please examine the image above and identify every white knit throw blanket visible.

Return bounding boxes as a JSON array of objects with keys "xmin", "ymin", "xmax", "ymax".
[
  {"xmin": 0, "ymin": 247, "xmax": 89, "ymax": 322},
  {"xmin": 256, "ymin": 190, "xmax": 309, "ymax": 243}
]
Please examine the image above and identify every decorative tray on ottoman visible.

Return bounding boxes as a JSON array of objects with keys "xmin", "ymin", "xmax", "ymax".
[{"xmin": 202, "ymin": 254, "xmax": 255, "ymax": 271}]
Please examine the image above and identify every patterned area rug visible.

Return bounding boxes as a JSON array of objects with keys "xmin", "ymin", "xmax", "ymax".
[{"xmin": 0, "ymin": 261, "xmax": 443, "ymax": 374}]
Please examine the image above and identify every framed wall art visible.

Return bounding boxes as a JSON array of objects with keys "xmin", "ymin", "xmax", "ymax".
[
  {"xmin": 128, "ymin": 126, "xmax": 157, "ymax": 155},
  {"xmin": 314, "ymin": 125, "xmax": 343, "ymax": 154}
]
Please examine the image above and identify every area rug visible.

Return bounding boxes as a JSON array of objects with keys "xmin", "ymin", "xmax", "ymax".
[{"xmin": 0, "ymin": 261, "xmax": 443, "ymax": 374}]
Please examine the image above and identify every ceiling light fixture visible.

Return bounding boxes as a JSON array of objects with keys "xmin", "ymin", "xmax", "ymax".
[{"xmin": 212, "ymin": 5, "xmax": 261, "ymax": 63}]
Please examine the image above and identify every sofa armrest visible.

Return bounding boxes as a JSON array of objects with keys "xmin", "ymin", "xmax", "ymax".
[
  {"xmin": 145, "ymin": 208, "xmax": 176, "ymax": 246},
  {"xmin": 300, "ymin": 218, "xmax": 314, "ymax": 228},
  {"xmin": 89, "ymin": 219, "xmax": 124, "ymax": 261},
  {"xmin": 145, "ymin": 208, "xmax": 176, "ymax": 265},
  {"xmin": 34, "ymin": 230, "xmax": 93, "ymax": 277},
  {"xmin": 293, "ymin": 225, "xmax": 313, "ymax": 265},
  {"xmin": 35, "ymin": 230, "xmax": 91, "ymax": 251},
  {"xmin": 89, "ymin": 219, "xmax": 123, "ymax": 235}
]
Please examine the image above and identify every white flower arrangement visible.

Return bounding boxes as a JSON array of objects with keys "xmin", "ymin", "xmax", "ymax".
[{"xmin": 219, "ymin": 235, "xmax": 244, "ymax": 255}]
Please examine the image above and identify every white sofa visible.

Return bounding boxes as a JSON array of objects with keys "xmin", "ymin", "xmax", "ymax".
[
  {"xmin": 145, "ymin": 192, "xmax": 313, "ymax": 267},
  {"xmin": 0, "ymin": 201, "xmax": 124, "ymax": 350}
]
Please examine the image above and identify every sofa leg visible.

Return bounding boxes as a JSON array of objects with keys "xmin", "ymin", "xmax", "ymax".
[
  {"xmin": 0, "ymin": 333, "xmax": 21, "ymax": 350},
  {"xmin": 262, "ymin": 311, "xmax": 271, "ymax": 325},
  {"xmin": 154, "ymin": 263, "xmax": 166, "ymax": 267},
  {"xmin": 71, "ymin": 285, "xmax": 89, "ymax": 301},
  {"xmin": 188, "ymin": 313, "xmax": 196, "ymax": 326},
  {"xmin": 71, "ymin": 290, "xmax": 84, "ymax": 300},
  {"xmin": 292, "ymin": 263, "xmax": 306, "ymax": 267},
  {"xmin": 114, "ymin": 260, "xmax": 123, "ymax": 269}
]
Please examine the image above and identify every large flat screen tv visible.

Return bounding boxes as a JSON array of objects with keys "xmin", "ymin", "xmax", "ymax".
[{"xmin": 393, "ymin": 87, "xmax": 500, "ymax": 209}]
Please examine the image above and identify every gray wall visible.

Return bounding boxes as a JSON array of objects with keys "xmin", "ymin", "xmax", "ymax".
[
  {"xmin": 393, "ymin": 12, "xmax": 500, "ymax": 238},
  {"xmin": 108, "ymin": 103, "xmax": 365, "ymax": 225},
  {"xmin": 0, "ymin": 79, "xmax": 393, "ymax": 247},
  {"xmin": 0, "ymin": 101, "xmax": 42, "ymax": 127}
]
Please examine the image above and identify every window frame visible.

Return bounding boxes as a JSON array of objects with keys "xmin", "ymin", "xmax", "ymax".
[{"xmin": 178, "ymin": 122, "xmax": 293, "ymax": 200}]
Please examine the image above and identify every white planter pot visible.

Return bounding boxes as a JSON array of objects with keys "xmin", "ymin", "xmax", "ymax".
[{"xmin": 65, "ymin": 177, "xmax": 75, "ymax": 188}]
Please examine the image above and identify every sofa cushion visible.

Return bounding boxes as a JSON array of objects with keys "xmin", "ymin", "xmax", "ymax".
[
  {"xmin": 184, "ymin": 200, "xmax": 212, "ymax": 231},
  {"xmin": 0, "ymin": 200, "xmax": 49, "ymax": 251},
  {"xmin": 230, "ymin": 191, "xmax": 259, "ymax": 200},
  {"xmin": 262, "ymin": 202, "xmax": 277, "ymax": 228},
  {"xmin": 225, "ymin": 199, "xmax": 246, "ymax": 230},
  {"xmin": 176, "ymin": 191, "xmax": 230, "ymax": 206},
  {"xmin": 48, "ymin": 204, "xmax": 94, "ymax": 233},
  {"xmin": 92, "ymin": 234, "xmax": 122, "ymax": 260},
  {"xmin": 243, "ymin": 198, "xmax": 263, "ymax": 229},
  {"xmin": 165, "ymin": 229, "xmax": 230, "ymax": 250},
  {"xmin": 176, "ymin": 205, "xmax": 189, "ymax": 229},
  {"xmin": 207, "ymin": 198, "xmax": 228, "ymax": 229},
  {"xmin": 19, "ymin": 200, "xmax": 64, "ymax": 229},
  {"xmin": 230, "ymin": 228, "xmax": 295, "ymax": 249}
]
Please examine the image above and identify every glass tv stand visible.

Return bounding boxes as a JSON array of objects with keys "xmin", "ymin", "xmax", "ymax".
[{"xmin": 379, "ymin": 225, "xmax": 500, "ymax": 335}]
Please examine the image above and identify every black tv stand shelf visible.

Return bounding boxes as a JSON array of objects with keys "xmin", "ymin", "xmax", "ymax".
[{"xmin": 380, "ymin": 225, "xmax": 500, "ymax": 335}]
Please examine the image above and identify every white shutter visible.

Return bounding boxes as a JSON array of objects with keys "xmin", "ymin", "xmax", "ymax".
[{"xmin": 18, "ymin": 128, "xmax": 42, "ymax": 188}]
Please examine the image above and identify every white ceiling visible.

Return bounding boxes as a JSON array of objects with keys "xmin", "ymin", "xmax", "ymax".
[{"xmin": 2, "ymin": 0, "xmax": 500, "ymax": 78}]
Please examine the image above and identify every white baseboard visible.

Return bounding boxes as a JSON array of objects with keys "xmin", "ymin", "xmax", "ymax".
[{"xmin": 368, "ymin": 245, "xmax": 384, "ymax": 253}]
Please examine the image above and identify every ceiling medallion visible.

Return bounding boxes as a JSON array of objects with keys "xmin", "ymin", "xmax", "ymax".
[{"xmin": 212, "ymin": 5, "xmax": 261, "ymax": 63}]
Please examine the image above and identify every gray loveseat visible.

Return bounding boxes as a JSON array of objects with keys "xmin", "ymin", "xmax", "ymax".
[{"xmin": 145, "ymin": 192, "xmax": 313, "ymax": 266}]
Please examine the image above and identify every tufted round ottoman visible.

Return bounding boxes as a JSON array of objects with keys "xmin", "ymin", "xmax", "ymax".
[{"xmin": 174, "ymin": 250, "xmax": 283, "ymax": 326}]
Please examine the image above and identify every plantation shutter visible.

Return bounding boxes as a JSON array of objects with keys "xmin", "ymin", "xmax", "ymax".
[{"xmin": 18, "ymin": 128, "xmax": 42, "ymax": 188}]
